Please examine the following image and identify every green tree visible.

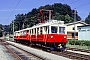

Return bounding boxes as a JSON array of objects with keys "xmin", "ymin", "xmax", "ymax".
[
  {"xmin": 85, "ymin": 13, "xmax": 90, "ymax": 24},
  {"xmin": 54, "ymin": 13, "xmax": 73, "ymax": 23},
  {"xmin": 10, "ymin": 3, "xmax": 81, "ymax": 33},
  {"xmin": 64, "ymin": 14, "xmax": 74, "ymax": 23},
  {"xmin": 0, "ymin": 24, "xmax": 3, "ymax": 37}
]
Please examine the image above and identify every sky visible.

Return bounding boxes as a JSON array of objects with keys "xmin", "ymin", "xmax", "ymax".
[{"xmin": 0, "ymin": 0, "xmax": 90, "ymax": 25}]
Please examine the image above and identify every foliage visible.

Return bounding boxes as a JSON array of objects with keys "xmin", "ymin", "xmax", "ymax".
[
  {"xmin": 9, "ymin": 3, "xmax": 81, "ymax": 33},
  {"xmin": 68, "ymin": 40, "xmax": 90, "ymax": 46},
  {"xmin": 0, "ymin": 24, "xmax": 3, "ymax": 37},
  {"xmin": 0, "ymin": 30, "xmax": 2, "ymax": 37},
  {"xmin": 85, "ymin": 13, "xmax": 90, "ymax": 24}
]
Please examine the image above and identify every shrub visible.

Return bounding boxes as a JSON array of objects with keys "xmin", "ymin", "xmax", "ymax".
[
  {"xmin": 84, "ymin": 40, "xmax": 90, "ymax": 46},
  {"xmin": 68, "ymin": 40, "xmax": 75, "ymax": 45},
  {"xmin": 67, "ymin": 40, "xmax": 90, "ymax": 46}
]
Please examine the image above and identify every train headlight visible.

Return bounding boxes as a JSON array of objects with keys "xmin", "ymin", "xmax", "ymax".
[
  {"xmin": 51, "ymin": 36, "xmax": 53, "ymax": 38},
  {"xmin": 64, "ymin": 36, "xmax": 66, "ymax": 38}
]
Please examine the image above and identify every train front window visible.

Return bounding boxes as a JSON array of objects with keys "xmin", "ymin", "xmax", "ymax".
[
  {"xmin": 59, "ymin": 27, "xmax": 65, "ymax": 34},
  {"xmin": 51, "ymin": 26, "xmax": 58, "ymax": 33},
  {"xmin": 23, "ymin": 31, "xmax": 26, "ymax": 35}
]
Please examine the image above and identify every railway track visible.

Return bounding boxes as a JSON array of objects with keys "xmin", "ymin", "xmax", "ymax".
[
  {"xmin": 66, "ymin": 48, "xmax": 90, "ymax": 53},
  {"xmin": 16, "ymin": 41, "xmax": 90, "ymax": 60},
  {"xmin": 22, "ymin": 42, "xmax": 90, "ymax": 60},
  {"xmin": 13, "ymin": 40, "xmax": 90, "ymax": 60},
  {"xmin": 0, "ymin": 39, "xmax": 43, "ymax": 60},
  {"xmin": 50, "ymin": 50, "xmax": 90, "ymax": 60},
  {"xmin": 1, "ymin": 39, "xmax": 90, "ymax": 60},
  {"xmin": 20, "ymin": 41, "xmax": 90, "ymax": 60}
]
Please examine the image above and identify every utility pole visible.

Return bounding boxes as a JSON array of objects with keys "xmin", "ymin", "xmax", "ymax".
[
  {"xmin": 2, "ymin": 30, "xmax": 5, "ymax": 39},
  {"xmin": 74, "ymin": 9, "xmax": 76, "ymax": 40},
  {"xmin": 13, "ymin": 20, "xmax": 14, "ymax": 41}
]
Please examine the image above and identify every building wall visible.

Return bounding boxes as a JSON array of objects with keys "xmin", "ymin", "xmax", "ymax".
[
  {"xmin": 78, "ymin": 26, "xmax": 90, "ymax": 40},
  {"xmin": 66, "ymin": 23, "xmax": 85, "ymax": 39},
  {"xmin": 66, "ymin": 23, "xmax": 84, "ymax": 32},
  {"xmin": 67, "ymin": 32, "xmax": 78, "ymax": 39}
]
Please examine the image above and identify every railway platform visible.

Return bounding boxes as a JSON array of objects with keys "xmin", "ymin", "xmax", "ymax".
[
  {"xmin": 7, "ymin": 41, "xmax": 72, "ymax": 60},
  {"xmin": 0, "ymin": 44, "xmax": 15, "ymax": 60}
]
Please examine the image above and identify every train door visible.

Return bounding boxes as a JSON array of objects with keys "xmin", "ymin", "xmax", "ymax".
[
  {"xmin": 17, "ymin": 32, "xmax": 20, "ymax": 40},
  {"xmin": 26, "ymin": 30, "xmax": 29, "ymax": 40},
  {"xmin": 50, "ymin": 26, "xmax": 58, "ymax": 46},
  {"xmin": 34, "ymin": 28, "xmax": 36, "ymax": 42},
  {"xmin": 29, "ymin": 29, "xmax": 32, "ymax": 43},
  {"xmin": 37, "ymin": 27, "xmax": 43, "ymax": 42},
  {"xmin": 43, "ymin": 26, "xmax": 48, "ymax": 45},
  {"xmin": 23, "ymin": 30, "xmax": 26, "ymax": 40},
  {"xmin": 36, "ymin": 27, "xmax": 39, "ymax": 42}
]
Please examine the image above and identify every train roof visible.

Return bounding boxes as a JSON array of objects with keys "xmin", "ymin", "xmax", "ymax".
[
  {"xmin": 15, "ymin": 30, "xmax": 20, "ymax": 33},
  {"xmin": 15, "ymin": 20, "xmax": 66, "ymax": 32}
]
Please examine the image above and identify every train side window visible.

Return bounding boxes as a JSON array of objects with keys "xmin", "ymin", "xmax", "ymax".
[
  {"xmin": 20, "ymin": 31, "xmax": 22, "ymax": 35},
  {"xmin": 14, "ymin": 32, "xmax": 16, "ymax": 36},
  {"xmin": 31, "ymin": 29, "xmax": 32, "ymax": 35},
  {"xmin": 37, "ymin": 28, "xmax": 39, "ymax": 35},
  {"xmin": 18, "ymin": 32, "xmax": 20, "ymax": 36},
  {"xmin": 33, "ymin": 29, "xmax": 35, "ymax": 35},
  {"xmin": 23, "ymin": 31, "xmax": 26, "ymax": 35},
  {"xmin": 40, "ymin": 27, "xmax": 42, "ymax": 34},
  {"xmin": 29, "ymin": 30, "xmax": 31, "ymax": 35},
  {"xmin": 32, "ymin": 29, "xmax": 34, "ymax": 35},
  {"xmin": 15, "ymin": 33, "xmax": 17, "ymax": 36},
  {"xmin": 16, "ymin": 32, "xmax": 18, "ymax": 36},
  {"xmin": 32, "ymin": 28, "xmax": 36, "ymax": 35},
  {"xmin": 43, "ymin": 26, "xmax": 48, "ymax": 34},
  {"xmin": 14, "ymin": 32, "xmax": 15, "ymax": 36},
  {"xmin": 35, "ymin": 28, "xmax": 36, "ymax": 35},
  {"xmin": 47, "ymin": 26, "xmax": 50, "ymax": 34}
]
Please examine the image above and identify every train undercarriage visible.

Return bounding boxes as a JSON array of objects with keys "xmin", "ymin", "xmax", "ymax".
[{"xmin": 14, "ymin": 39, "xmax": 66, "ymax": 51}]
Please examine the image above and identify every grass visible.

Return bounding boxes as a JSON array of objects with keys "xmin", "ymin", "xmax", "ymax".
[{"xmin": 66, "ymin": 44, "xmax": 90, "ymax": 50}]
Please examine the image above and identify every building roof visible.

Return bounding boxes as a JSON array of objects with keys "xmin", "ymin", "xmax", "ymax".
[
  {"xmin": 78, "ymin": 24, "xmax": 90, "ymax": 27},
  {"xmin": 65, "ymin": 21, "xmax": 87, "ymax": 26}
]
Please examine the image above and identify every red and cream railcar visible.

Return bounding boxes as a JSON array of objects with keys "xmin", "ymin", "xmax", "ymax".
[
  {"xmin": 14, "ymin": 31, "xmax": 20, "ymax": 41},
  {"xmin": 14, "ymin": 20, "xmax": 67, "ymax": 50}
]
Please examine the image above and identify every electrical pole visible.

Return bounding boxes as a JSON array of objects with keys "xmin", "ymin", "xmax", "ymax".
[
  {"xmin": 2, "ymin": 29, "xmax": 5, "ymax": 39},
  {"xmin": 13, "ymin": 20, "xmax": 14, "ymax": 41},
  {"xmin": 74, "ymin": 9, "xmax": 76, "ymax": 40},
  {"xmin": 49, "ymin": 10, "xmax": 52, "ymax": 20}
]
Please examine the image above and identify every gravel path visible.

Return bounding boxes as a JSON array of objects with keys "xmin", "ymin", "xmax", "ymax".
[
  {"xmin": 0, "ymin": 44, "xmax": 15, "ymax": 60},
  {"xmin": 7, "ymin": 41, "xmax": 72, "ymax": 60}
]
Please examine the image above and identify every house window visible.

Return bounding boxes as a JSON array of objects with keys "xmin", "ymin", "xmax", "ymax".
[
  {"xmin": 72, "ymin": 33, "xmax": 74, "ymax": 38},
  {"xmin": 78, "ymin": 28, "xmax": 81, "ymax": 30},
  {"xmin": 72, "ymin": 27, "xmax": 75, "ymax": 30},
  {"xmin": 76, "ymin": 33, "xmax": 78, "ymax": 36}
]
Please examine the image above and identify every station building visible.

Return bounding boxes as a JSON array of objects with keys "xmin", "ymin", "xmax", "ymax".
[
  {"xmin": 78, "ymin": 25, "xmax": 90, "ymax": 40},
  {"xmin": 65, "ymin": 21, "xmax": 87, "ymax": 40}
]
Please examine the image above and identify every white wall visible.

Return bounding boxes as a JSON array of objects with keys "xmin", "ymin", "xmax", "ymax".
[
  {"xmin": 66, "ymin": 23, "xmax": 85, "ymax": 32},
  {"xmin": 78, "ymin": 26, "xmax": 90, "ymax": 40}
]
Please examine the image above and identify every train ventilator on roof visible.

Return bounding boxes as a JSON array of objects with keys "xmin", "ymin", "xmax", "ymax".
[
  {"xmin": 45, "ymin": 20, "xmax": 64, "ymax": 25},
  {"xmin": 36, "ymin": 20, "xmax": 64, "ymax": 26}
]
